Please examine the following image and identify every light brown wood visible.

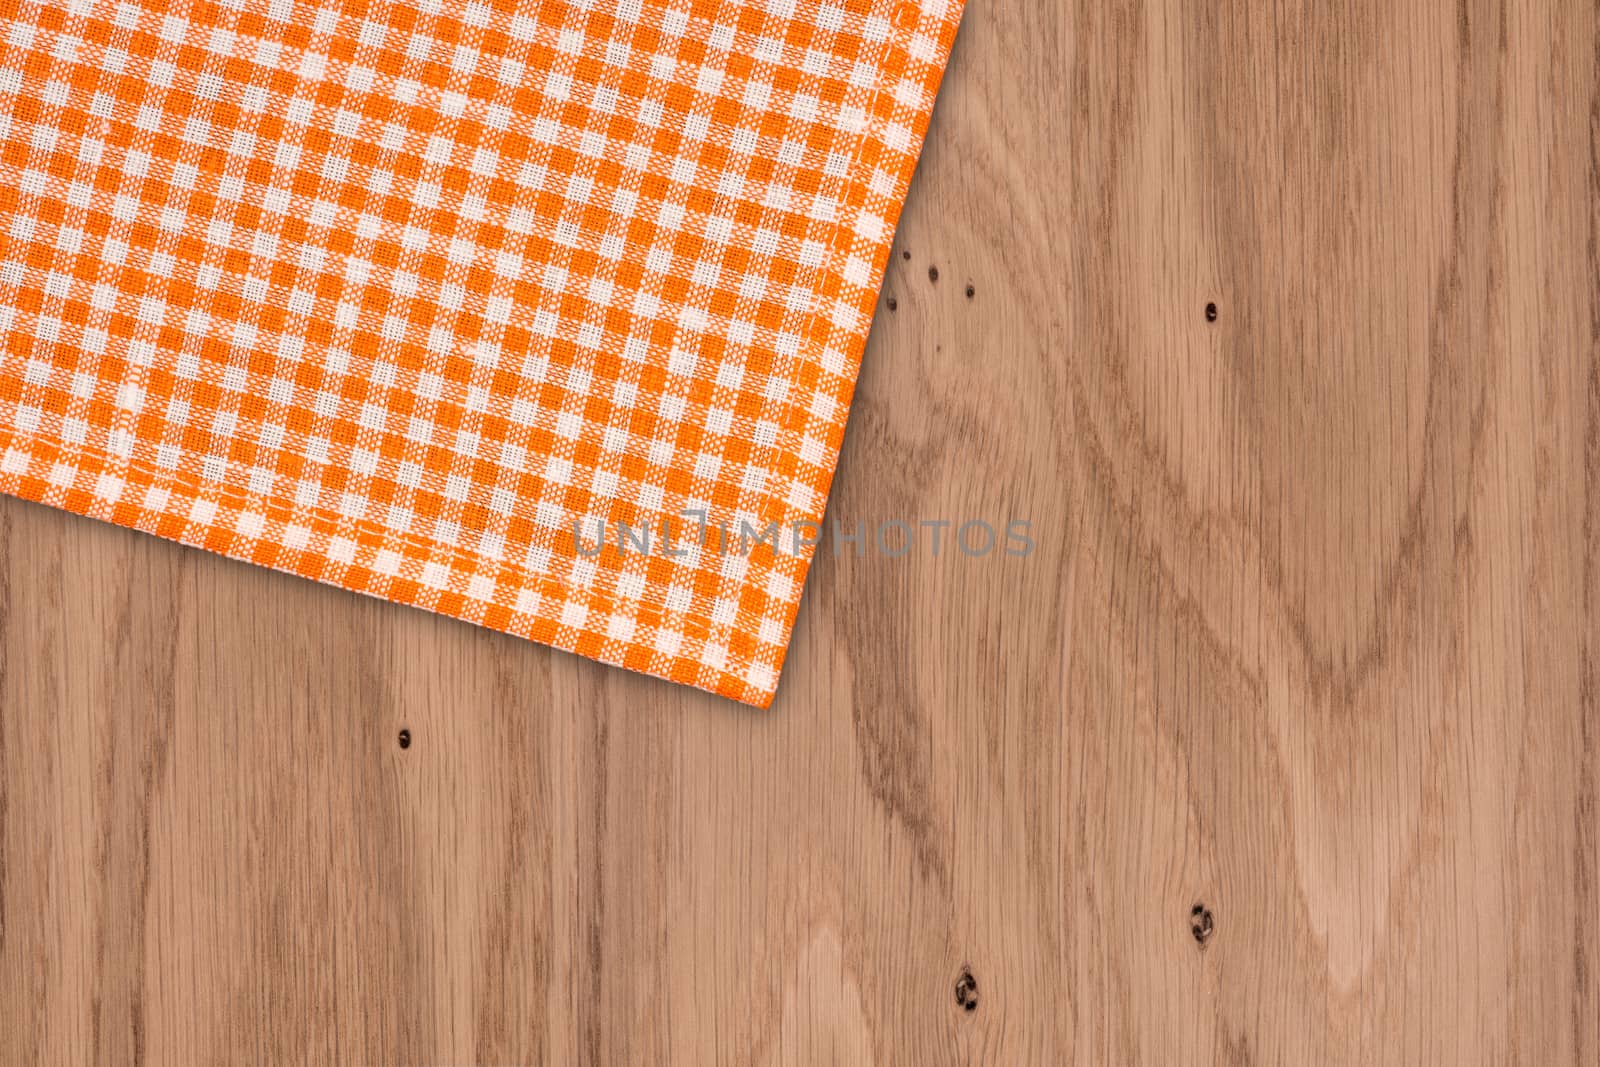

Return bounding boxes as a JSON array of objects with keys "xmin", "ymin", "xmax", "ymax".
[{"xmin": 3, "ymin": 0, "xmax": 1597, "ymax": 1062}]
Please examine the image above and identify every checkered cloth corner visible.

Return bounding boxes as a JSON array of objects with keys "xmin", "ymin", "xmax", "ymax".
[{"xmin": 0, "ymin": 0, "xmax": 964, "ymax": 706}]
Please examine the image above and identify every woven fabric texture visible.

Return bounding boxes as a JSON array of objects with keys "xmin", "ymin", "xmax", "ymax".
[{"xmin": 0, "ymin": 0, "xmax": 962, "ymax": 706}]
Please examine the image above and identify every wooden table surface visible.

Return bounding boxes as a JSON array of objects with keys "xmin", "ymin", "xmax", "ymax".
[{"xmin": 3, "ymin": 1, "xmax": 1597, "ymax": 1063}]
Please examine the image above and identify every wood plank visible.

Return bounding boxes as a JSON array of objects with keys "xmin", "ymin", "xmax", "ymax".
[{"xmin": 2, "ymin": 0, "xmax": 1596, "ymax": 1062}]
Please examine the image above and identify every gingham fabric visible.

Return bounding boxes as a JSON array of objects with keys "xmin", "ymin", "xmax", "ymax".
[{"xmin": 0, "ymin": 0, "xmax": 962, "ymax": 706}]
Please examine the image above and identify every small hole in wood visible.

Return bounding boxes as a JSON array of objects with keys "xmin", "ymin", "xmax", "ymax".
[
  {"xmin": 1191, "ymin": 903, "xmax": 1214, "ymax": 946},
  {"xmin": 1205, "ymin": 302, "xmax": 1218, "ymax": 322},
  {"xmin": 398, "ymin": 728, "xmax": 412, "ymax": 750},
  {"xmin": 928, "ymin": 265, "xmax": 939, "ymax": 283},
  {"xmin": 902, "ymin": 250, "xmax": 911, "ymax": 261},
  {"xmin": 887, "ymin": 297, "xmax": 898, "ymax": 312},
  {"xmin": 965, "ymin": 284, "xmax": 975, "ymax": 299},
  {"xmin": 954, "ymin": 968, "xmax": 979, "ymax": 1012}
]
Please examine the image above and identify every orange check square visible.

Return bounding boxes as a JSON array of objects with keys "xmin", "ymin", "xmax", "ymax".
[{"xmin": 0, "ymin": 0, "xmax": 963, "ymax": 706}]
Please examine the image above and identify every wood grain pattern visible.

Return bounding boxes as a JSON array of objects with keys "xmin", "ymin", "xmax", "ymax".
[{"xmin": 3, "ymin": 0, "xmax": 1597, "ymax": 1062}]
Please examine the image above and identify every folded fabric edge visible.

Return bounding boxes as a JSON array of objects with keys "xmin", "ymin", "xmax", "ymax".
[{"xmin": 736, "ymin": 0, "xmax": 967, "ymax": 709}]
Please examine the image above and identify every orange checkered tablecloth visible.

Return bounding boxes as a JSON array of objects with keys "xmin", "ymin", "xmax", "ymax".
[{"xmin": 0, "ymin": 0, "xmax": 963, "ymax": 706}]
